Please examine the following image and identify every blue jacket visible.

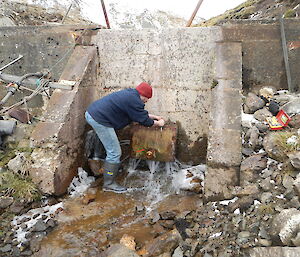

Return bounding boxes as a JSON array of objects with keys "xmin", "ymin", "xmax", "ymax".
[{"xmin": 87, "ymin": 88, "xmax": 154, "ymax": 130}]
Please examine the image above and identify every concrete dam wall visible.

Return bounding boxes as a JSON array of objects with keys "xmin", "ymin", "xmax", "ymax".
[{"xmin": 1, "ymin": 20, "xmax": 300, "ymax": 197}]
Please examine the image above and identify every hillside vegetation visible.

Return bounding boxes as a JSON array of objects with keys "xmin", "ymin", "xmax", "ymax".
[{"xmin": 197, "ymin": 0, "xmax": 300, "ymax": 27}]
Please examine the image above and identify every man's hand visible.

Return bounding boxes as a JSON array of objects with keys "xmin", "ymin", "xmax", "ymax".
[
  {"xmin": 154, "ymin": 119, "xmax": 165, "ymax": 127},
  {"xmin": 149, "ymin": 114, "xmax": 163, "ymax": 121}
]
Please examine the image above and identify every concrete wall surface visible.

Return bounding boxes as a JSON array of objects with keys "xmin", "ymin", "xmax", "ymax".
[
  {"xmin": 92, "ymin": 27, "xmax": 223, "ymax": 163},
  {"xmin": 0, "ymin": 25, "xmax": 98, "ymax": 108},
  {"xmin": 221, "ymin": 20, "xmax": 300, "ymax": 93}
]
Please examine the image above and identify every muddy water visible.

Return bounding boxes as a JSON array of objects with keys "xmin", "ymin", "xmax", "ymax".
[{"xmin": 35, "ymin": 164, "xmax": 202, "ymax": 257}]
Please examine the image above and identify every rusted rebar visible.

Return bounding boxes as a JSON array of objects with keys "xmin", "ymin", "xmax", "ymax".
[
  {"xmin": 100, "ymin": 0, "xmax": 110, "ymax": 29},
  {"xmin": 186, "ymin": 0, "xmax": 204, "ymax": 27}
]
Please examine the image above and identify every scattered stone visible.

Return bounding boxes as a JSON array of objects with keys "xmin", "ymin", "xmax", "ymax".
[
  {"xmin": 288, "ymin": 152, "xmax": 300, "ymax": 169},
  {"xmin": 255, "ymin": 122, "xmax": 269, "ymax": 133},
  {"xmin": 31, "ymin": 219, "xmax": 48, "ymax": 232},
  {"xmin": 159, "ymin": 220, "xmax": 175, "ymax": 229},
  {"xmin": 282, "ymin": 174, "xmax": 294, "ymax": 190},
  {"xmin": 160, "ymin": 211, "xmax": 177, "ymax": 220},
  {"xmin": 135, "ymin": 203, "xmax": 145, "ymax": 214},
  {"xmin": 232, "ymin": 184, "xmax": 259, "ymax": 197},
  {"xmin": 259, "ymin": 177, "xmax": 272, "ymax": 191},
  {"xmin": 9, "ymin": 201, "xmax": 25, "ymax": 214},
  {"xmin": 257, "ymin": 238, "xmax": 272, "ymax": 247},
  {"xmin": 81, "ymin": 188, "xmax": 97, "ymax": 205},
  {"xmin": 263, "ymin": 132, "xmax": 288, "ymax": 161},
  {"xmin": 242, "ymin": 147, "xmax": 255, "ymax": 157},
  {"xmin": 30, "ymin": 232, "xmax": 44, "ymax": 252},
  {"xmin": 245, "ymin": 126, "xmax": 260, "ymax": 149},
  {"xmin": 120, "ymin": 234, "xmax": 136, "ymax": 251},
  {"xmin": 102, "ymin": 243, "xmax": 139, "ymax": 257},
  {"xmin": 294, "ymin": 173, "xmax": 300, "ymax": 192},
  {"xmin": 289, "ymin": 114, "xmax": 300, "ymax": 128},
  {"xmin": 240, "ymin": 154, "xmax": 267, "ymax": 185},
  {"xmin": 0, "ymin": 244, "xmax": 11, "ymax": 253},
  {"xmin": 142, "ymin": 229, "xmax": 181, "ymax": 257},
  {"xmin": 149, "ymin": 211, "xmax": 160, "ymax": 224},
  {"xmin": 260, "ymin": 192, "xmax": 273, "ymax": 204},
  {"xmin": 172, "ymin": 246, "xmax": 184, "ymax": 257},
  {"xmin": 247, "ymin": 247, "xmax": 300, "ymax": 257},
  {"xmin": 0, "ymin": 197, "xmax": 14, "ymax": 209}
]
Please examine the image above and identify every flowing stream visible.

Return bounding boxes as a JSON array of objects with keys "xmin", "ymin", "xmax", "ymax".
[{"xmin": 24, "ymin": 159, "xmax": 205, "ymax": 256}]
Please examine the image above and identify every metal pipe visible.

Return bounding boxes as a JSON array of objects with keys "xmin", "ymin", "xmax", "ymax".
[
  {"xmin": 0, "ymin": 73, "xmax": 72, "ymax": 90},
  {"xmin": 0, "ymin": 55, "xmax": 23, "ymax": 72},
  {"xmin": 62, "ymin": 3, "xmax": 73, "ymax": 24},
  {"xmin": 186, "ymin": 0, "xmax": 204, "ymax": 27},
  {"xmin": 100, "ymin": 0, "xmax": 110, "ymax": 29}
]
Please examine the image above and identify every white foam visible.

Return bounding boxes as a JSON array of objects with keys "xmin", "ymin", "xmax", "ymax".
[{"xmin": 68, "ymin": 167, "xmax": 95, "ymax": 197}]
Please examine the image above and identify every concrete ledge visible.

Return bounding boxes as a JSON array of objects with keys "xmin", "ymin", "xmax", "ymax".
[{"xmin": 30, "ymin": 45, "xmax": 98, "ymax": 195}]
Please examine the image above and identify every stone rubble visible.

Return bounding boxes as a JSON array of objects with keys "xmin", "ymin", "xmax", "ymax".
[
  {"xmin": 105, "ymin": 88, "xmax": 300, "ymax": 257},
  {"xmin": 1, "ymin": 87, "xmax": 300, "ymax": 257}
]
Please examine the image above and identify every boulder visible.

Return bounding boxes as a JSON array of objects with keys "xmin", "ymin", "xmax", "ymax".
[
  {"xmin": 263, "ymin": 132, "xmax": 290, "ymax": 162},
  {"xmin": 245, "ymin": 92, "xmax": 265, "ymax": 114},
  {"xmin": 247, "ymin": 247, "xmax": 300, "ymax": 257},
  {"xmin": 141, "ymin": 229, "xmax": 181, "ymax": 257},
  {"xmin": 253, "ymin": 108, "xmax": 273, "ymax": 122},
  {"xmin": 101, "ymin": 244, "xmax": 139, "ymax": 257},
  {"xmin": 288, "ymin": 152, "xmax": 300, "ymax": 170},
  {"xmin": 271, "ymin": 208, "xmax": 300, "ymax": 246}
]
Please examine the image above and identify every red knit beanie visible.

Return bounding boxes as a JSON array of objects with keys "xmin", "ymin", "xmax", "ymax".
[{"xmin": 136, "ymin": 82, "xmax": 153, "ymax": 98}]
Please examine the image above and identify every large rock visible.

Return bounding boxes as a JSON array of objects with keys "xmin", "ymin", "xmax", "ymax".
[
  {"xmin": 293, "ymin": 174, "xmax": 300, "ymax": 198},
  {"xmin": 282, "ymin": 97, "xmax": 300, "ymax": 114},
  {"xmin": 7, "ymin": 153, "xmax": 29, "ymax": 177},
  {"xmin": 142, "ymin": 229, "xmax": 181, "ymax": 257},
  {"xmin": 263, "ymin": 132, "xmax": 290, "ymax": 162},
  {"xmin": 253, "ymin": 107, "xmax": 273, "ymax": 122},
  {"xmin": 101, "ymin": 244, "xmax": 139, "ymax": 257},
  {"xmin": 289, "ymin": 114, "xmax": 300, "ymax": 128},
  {"xmin": 245, "ymin": 92, "xmax": 265, "ymax": 114},
  {"xmin": 247, "ymin": 247, "xmax": 300, "ymax": 257},
  {"xmin": 271, "ymin": 208, "xmax": 300, "ymax": 246},
  {"xmin": 288, "ymin": 152, "xmax": 300, "ymax": 169}
]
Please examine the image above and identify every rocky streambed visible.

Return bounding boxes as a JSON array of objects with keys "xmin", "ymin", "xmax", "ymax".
[{"xmin": 1, "ymin": 88, "xmax": 300, "ymax": 257}]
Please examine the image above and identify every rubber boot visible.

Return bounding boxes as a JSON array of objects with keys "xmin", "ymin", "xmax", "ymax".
[{"xmin": 103, "ymin": 162, "xmax": 127, "ymax": 193}]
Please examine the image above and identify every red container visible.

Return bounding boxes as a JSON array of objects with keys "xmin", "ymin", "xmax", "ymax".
[{"xmin": 267, "ymin": 109, "xmax": 291, "ymax": 130}]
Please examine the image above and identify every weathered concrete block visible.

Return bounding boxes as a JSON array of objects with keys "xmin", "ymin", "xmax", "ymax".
[
  {"xmin": 210, "ymin": 86, "xmax": 242, "ymax": 131},
  {"xmin": 207, "ymin": 128, "xmax": 242, "ymax": 167},
  {"xmin": 30, "ymin": 46, "xmax": 98, "ymax": 195}
]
